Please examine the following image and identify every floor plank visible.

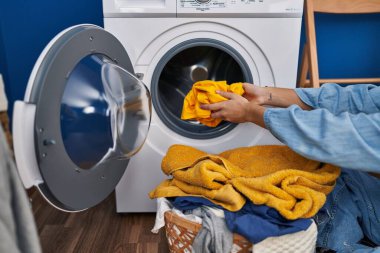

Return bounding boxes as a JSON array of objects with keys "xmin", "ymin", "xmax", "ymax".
[{"xmin": 31, "ymin": 191, "xmax": 169, "ymax": 253}]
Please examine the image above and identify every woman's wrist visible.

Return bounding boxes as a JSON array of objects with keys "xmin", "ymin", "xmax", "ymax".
[
  {"xmin": 260, "ymin": 87, "xmax": 275, "ymax": 106},
  {"xmin": 245, "ymin": 102, "xmax": 266, "ymax": 128},
  {"xmin": 248, "ymin": 86, "xmax": 270, "ymax": 105},
  {"xmin": 259, "ymin": 87, "xmax": 310, "ymax": 109}
]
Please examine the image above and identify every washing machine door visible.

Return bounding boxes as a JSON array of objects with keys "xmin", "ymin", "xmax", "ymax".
[{"xmin": 12, "ymin": 24, "xmax": 151, "ymax": 212}]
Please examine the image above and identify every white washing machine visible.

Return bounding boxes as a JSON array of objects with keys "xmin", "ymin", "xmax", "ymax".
[
  {"xmin": 104, "ymin": 0, "xmax": 304, "ymax": 212},
  {"xmin": 11, "ymin": 0, "xmax": 303, "ymax": 213}
]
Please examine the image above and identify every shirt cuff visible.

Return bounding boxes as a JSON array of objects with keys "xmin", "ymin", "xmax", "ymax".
[
  {"xmin": 263, "ymin": 107, "xmax": 287, "ymax": 144},
  {"xmin": 295, "ymin": 88, "xmax": 317, "ymax": 109}
]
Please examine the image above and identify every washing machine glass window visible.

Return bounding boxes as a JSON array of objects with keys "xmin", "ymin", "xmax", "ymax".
[
  {"xmin": 61, "ymin": 54, "xmax": 112, "ymax": 170},
  {"xmin": 61, "ymin": 54, "xmax": 151, "ymax": 170},
  {"xmin": 151, "ymin": 38, "xmax": 253, "ymax": 139}
]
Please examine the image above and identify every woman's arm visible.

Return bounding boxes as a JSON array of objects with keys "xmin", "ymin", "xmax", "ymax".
[
  {"xmin": 242, "ymin": 83, "xmax": 311, "ymax": 110},
  {"xmin": 247, "ymin": 83, "xmax": 380, "ymax": 114},
  {"xmin": 295, "ymin": 83, "xmax": 380, "ymax": 114},
  {"xmin": 264, "ymin": 106, "xmax": 380, "ymax": 173}
]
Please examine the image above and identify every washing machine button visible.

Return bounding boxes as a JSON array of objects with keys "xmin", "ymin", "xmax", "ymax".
[{"xmin": 196, "ymin": 0, "xmax": 211, "ymax": 4}]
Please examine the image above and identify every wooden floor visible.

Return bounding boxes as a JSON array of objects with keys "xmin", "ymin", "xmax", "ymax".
[{"xmin": 30, "ymin": 191, "xmax": 169, "ymax": 253}]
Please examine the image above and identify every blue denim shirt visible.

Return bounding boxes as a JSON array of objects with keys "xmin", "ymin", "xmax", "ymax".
[{"xmin": 264, "ymin": 83, "xmax": 380, "ymax": 173}]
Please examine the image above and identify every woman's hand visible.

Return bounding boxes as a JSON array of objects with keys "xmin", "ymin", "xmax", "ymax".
[
  {"xmin": 200, "ymin": 90, "xmax": 267, "ymax": 128},
  {"xmin": 242, "ymin": 83, "xmax": 268, "ymax": 105},
  {"xmin": 200, "ymin": 91, "xmax": 250, "ymax": 123}
]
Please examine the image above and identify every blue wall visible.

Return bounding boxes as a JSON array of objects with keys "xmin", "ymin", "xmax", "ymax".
[
  {"xmin": 1, "ymin": 3, "xmax": 380, "ymax": 122},
  {"xmin": 0, "ymin": 0, "xmax": 103, "ymax": 119},
  {"xmin": 299, "ymin": 13, "xmax": 380, "ymax": 79},
  {"xmin": 0, "ymin": 18, "xmax": 8, "ymax": 89}
]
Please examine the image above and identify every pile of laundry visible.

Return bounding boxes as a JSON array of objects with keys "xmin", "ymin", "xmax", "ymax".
[{"xmin": 149, "ymin": 145, "xmax": 341, "ymax": 253}]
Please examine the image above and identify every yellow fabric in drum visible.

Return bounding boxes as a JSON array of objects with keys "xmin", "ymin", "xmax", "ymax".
[
  {"xmin": 181, "ymin": 80, "xmax": 244, "ymax": 127},
  {"xmin": 149, "ymin": 145, "xmax": 341, "ymax": 220}
]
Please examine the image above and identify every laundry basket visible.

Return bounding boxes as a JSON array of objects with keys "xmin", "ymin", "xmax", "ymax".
[
  {"xmin": 164, "ymin": 211, "xmax": 252, "ymax": 253},
  {"xmin": 164, "ymin": 210, "xmax": 318, "ymax": 253}
]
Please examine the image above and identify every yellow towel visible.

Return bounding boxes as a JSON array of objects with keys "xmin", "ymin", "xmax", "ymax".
[
  {"xmin": 181, "ymin": 80, "xmax": 244, "ymax": 127},
  {"xmin": 149, "ymin": 145, "xmax": 341, "ymax": 220}
]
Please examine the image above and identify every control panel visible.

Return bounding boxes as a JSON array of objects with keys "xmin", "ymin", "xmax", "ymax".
[
  {"xmin": 181, "ymin": 0, "xmax": 226, "ymax": 8},
  {"xmin": 178, "ymin": 0, "xmax": 303, "ymax": 17},
  {"xmin": 103, "ymin": 0, "xmax": 303, "ymax": 18}
]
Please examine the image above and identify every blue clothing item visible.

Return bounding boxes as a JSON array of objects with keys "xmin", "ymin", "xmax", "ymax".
[
  {"xmin": 315, "ymin": 169, "xmax": 380, "ymax": 253},
  {"xmin": 224, "ymin": 202, "xmax": 312, "ymax": 244},
  {"xmin": 171, "ymin": 197, "xmax": 312, "ymax": 244},
  {"xmin": 296, "ymin": 83, "xmax": 380, "ymax": 114},
  {"xmin": 264, "ymin": 83, "xmax": 380, "ymax": 173},
  {"xmin": 170, "ymin": 196, "xmax": 218, "ymax": 210}
]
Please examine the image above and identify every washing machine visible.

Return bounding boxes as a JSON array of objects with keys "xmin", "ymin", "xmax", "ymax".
[
  {"xmin": 105, "ymin": 0, "xmax": 304, "ymax": 212},
  {"xmin": 12, "ymin": 0, "xmax": 303, "ymax": 212}
]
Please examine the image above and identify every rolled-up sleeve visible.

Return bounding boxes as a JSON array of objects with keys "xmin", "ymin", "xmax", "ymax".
[
  {"xmin": 264, "ymin": 105, "xmax": 380, "ymax": 173},
  {"xmin": 295, "ymin": 83, "xmax": 380, "ymax": 114}
]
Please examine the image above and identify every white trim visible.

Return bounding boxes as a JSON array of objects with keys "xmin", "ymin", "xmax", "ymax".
[
  {"xmin": 12, "ymin": 101, "xmax": 42, "ymax": 188},
  {"xmin": 36, "ymin": 185, "xmax": 87, "ymax": 213}
]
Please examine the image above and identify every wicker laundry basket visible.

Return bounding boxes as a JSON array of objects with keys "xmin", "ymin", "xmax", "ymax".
[{"xmin": 164, "ymin": 211, "xmax": 252, "ymax": 253}]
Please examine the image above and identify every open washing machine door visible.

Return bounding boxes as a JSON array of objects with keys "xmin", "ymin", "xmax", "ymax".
[{"xmin": 12, "ymin": 24, "xmax": 151, "ymax": 212}]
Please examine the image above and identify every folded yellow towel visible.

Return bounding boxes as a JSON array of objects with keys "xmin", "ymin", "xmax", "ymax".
[
  {"xmin": 149, "ymin": 145, "xmax": 341, "ymax": 220},
  {"xmin": 181, "ymin": 80, "xmax": 244, "ymax": 127}
]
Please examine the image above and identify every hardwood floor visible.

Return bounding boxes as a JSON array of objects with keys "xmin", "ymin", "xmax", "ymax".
[{"xmin": 30, "ymin": 191, "xmax": 169, "ymax": 253}]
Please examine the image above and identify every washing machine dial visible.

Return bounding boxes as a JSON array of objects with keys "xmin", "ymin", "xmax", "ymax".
[{"xmin": 196, "ymin": 0, "xmax": 211, "ymax": 4}]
